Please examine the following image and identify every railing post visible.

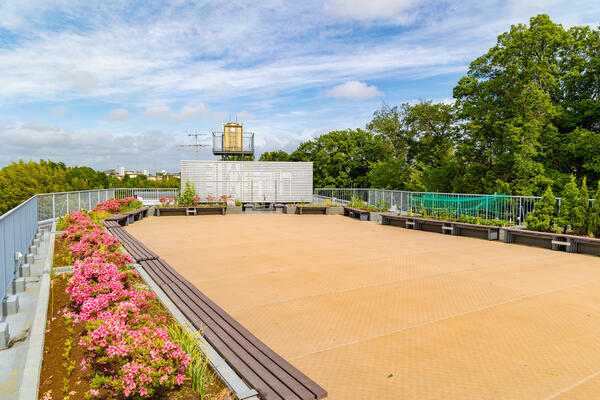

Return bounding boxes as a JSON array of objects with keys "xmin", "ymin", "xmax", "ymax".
[{"xmin": 52, "ymin": 194, "xmax": 56, "ymax": 220}]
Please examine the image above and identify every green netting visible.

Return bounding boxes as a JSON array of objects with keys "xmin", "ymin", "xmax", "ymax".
[{"xmin": 408, "ymin": 193, "xmax": 512, "ymax": 218}]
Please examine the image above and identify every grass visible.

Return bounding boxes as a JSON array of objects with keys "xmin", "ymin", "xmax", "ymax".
[{"xmin": 167, "ymin": 323, "xmax": 219, "ymax": 400}]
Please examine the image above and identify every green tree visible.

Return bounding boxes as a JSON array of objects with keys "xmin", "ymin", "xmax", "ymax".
[
  {"xmin": 366, "ymin": 101, "xmax": 460, "ymax": 192},
  {"xmin": 259, "ymin": 150, "xmax": 290, "ymax": 161},
  {"xmin": 573, "ymin": 176, "xmax": 590, "ymax": 235},
  {"xmin": 453, "ymin": 14, "xmax": 600, "ymax": 194},
  {"xmin": 557, "ymin": 176, "xmax": 579, "ymax": 231},
  {"xmin": 178, "ymin": 181, "xmax": 196, "ymax": 207},
  {"xmin": 526, "ymin": 186, "xmax": 556, "ymax": 232},
  {"xmin": 290, "ymin": 129, "xmax": 388, "ymax": 188},
  {"xmin": 589, "ymin": 183, "xmax": 600, "ymax": 237}
]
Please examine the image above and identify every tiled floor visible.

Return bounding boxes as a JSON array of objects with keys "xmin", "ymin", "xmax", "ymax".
[{"xmin": 127, "ymin": 214, "xmax": 600, "ymax": 399}]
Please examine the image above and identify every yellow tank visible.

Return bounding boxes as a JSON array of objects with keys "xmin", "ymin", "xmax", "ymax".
[{"xmin": 223, "ymin": 122, "xmax": 243, "ymax": 152}]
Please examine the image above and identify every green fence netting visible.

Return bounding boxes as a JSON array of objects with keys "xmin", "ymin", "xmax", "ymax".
[{"xmin": 408, "ymin": 193, "xmax": 514, "ymax": 219}]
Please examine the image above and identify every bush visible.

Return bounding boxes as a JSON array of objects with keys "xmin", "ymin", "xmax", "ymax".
[
  {"xmin": 557, "ymin": 176, "xmax": 579, "ymax": 232},
  {"xmin": 589, "ymin": 183, "xmax": 600, "ymax": 237},
  {"xmin": 573, "ymin": 177, "xmax": 590, "ymax": 235},
  {"xmin": 178, "ymin": 181, "xmax": 196, "ymax": 207},
  {"xmin": 526, "ymin": 186, "xmax": 556, "ymax": 232}
]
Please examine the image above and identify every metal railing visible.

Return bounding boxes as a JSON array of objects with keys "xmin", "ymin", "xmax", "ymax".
[
  {"xmin": 0, "ymin": 188, "xmax": 179, "ymax": 301},
  {"xmin": 314, "ymin": 188, "xmax": 594, "ymax": 223}
]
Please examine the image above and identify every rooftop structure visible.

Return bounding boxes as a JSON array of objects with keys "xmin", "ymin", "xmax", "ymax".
[{"xmin": 212, "ymin": 122, "xmax": 255, "ymax": 160}]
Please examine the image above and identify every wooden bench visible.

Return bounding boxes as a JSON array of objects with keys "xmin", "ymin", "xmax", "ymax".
[
  {"xmin": 139, "ymin": 259, "xmax": 327, "ymax": 400},
  {"xmin": 443, "ymin": 221, "xmax": 499, "ymax": 241},
  {"xmin": 106, "ymin": 227, "xmax": 159, "ymax": 262},
  {"xmin": 105, "ymin": 213, "xmax": 129, "ymax": 226},
  {"xmin": 296, "ymin": 206, "xmax": 328, "ymax": 215},
  {"xmin": 381, "ymin": 214, "xmax": 500, "ymax": 240},
  {"xmin": 342, "ymin": 206, "xmax": 370, "ymax": 221},
  {"xmin": 502, "ymin": 228, "xmax": 600, "ymax": 254},
  {"xmin": 156, "ymin": 206, "xmax": 227, "ymax": 216}
]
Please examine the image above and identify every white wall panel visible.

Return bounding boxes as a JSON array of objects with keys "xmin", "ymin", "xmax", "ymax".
[{"xmin": 180, "ymin": 161, "xmax": 313, "ymax": 203}]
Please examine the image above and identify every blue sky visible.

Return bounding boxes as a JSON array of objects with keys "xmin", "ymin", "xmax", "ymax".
[{"xmin": 0, "ymin": 0, "xmax": 599, "ymax": 172}]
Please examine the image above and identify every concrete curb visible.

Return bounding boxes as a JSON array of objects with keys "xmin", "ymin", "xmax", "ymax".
[{"xmin": 18, "ymin": 224, "xmax": 55, "ymax": 400}]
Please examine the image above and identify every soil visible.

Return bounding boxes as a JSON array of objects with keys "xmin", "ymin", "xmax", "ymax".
[
  {"xmin": 39, "ymin": 276, "xmax": 235, "ymax": 400},
  {"xmin": 53, "ymin": 237, "xmax": 72, "ymax": 268}
]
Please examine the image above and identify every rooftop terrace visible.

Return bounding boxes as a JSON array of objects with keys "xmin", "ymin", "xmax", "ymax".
[{"xmin": 127, "ymin": 214, "xmax": 600, "ymax": 399}]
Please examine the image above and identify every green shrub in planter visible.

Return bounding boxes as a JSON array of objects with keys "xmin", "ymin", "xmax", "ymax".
[
  {"xmin": 589, "ymin": 183, "xmax": 600, "ymax": 237},
  {"xmin": 573, "ymin": 177, "xmax": 590, "ymax": 235},
  {"xmin": 526, "ymin": 186, "xmax": 556, "ymax": 232},
  {"xmin": 558, "ymin": 176, "xmax": 579, "ymax": 232},
  {"xmin": 179, "ymin": 181, "xmax": 196, "ymax": 207}
]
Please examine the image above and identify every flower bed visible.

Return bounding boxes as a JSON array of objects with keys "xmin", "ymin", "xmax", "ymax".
[
  {"xmin": 41, "ymin": 210, "xmax": 232, "ymax": 399},
  {"xmin": 158, "ymin": 195, "xmax": 229, "ymax": 208}
]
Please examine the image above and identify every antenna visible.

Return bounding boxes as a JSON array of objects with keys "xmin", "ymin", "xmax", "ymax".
[{"xmin": 176, "ymin": 133, "xmax": 209, "ymax": 160}]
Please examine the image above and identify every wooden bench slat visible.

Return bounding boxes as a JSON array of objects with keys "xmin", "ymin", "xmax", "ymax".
[
  {"xmin": 161, "ymin": 284, "xmax": 300, "ymax": 400},
  {"xmin": 139, "ymin": 259, "xmax": 325, "ymax": 399},
  {"xmin": 173, "ymin": 278, "xmax": 324, "ymax": 400}
]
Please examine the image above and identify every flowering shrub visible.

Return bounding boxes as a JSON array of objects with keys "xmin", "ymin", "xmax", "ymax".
[
  {"xmin": 159, "ymin": 197, "xmax": 174, "ymax": 206},
  {"xmin": 57, "ymin": 209, "xmax": 190, "ymax": 397},
  {"xmin": 93, "ymin": 197, "xmax": 142, "ymax": 214}
]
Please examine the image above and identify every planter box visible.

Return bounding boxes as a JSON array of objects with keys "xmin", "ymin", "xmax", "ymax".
[
  {"xmin": 328, "ymin": 206, "xmax": 344, "ymax": 215},
  {"xmin": 296, "ymin": 206, "xmax": 328, "ymax": 215},
  {"xmin": 227, "ymin": 206, "xmax": 243, "ymax": 214},
  {"xmin": 283, "ymin": 205, "xmax": 296, "ymax": 214},
  {"xmin": 343, "ymin": 206, "xmax": 370, "ymax": 221},
  {"xmin": 155, "ymin": 206, "xmax": 226, "ymax": 216},
  {"xmin": 381, "ymin": 214, "xmax": 500, "ymax": 240},
  {"xmin": 502, "ymin": 228, "xmax": 600, "ymax": 255},
  {"xmin": 370, "ymin": 212, "xmax": 383, "ymax": 224}
]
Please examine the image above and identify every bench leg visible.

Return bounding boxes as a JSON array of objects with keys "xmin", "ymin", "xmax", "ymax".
[
  {"xmin": 504, "ymin": 231, "xmax": 513, "ymax": 243},
  {"xmin": 325, "ymin": 207, "xmax": 329, "ymax": 215},
  {"xmin": 382, "ymin": 217, "xmax": 389, "ymax": 225},
  {"xmin": 452, "ymin": 226, "xmax": 460, "ymax": 236},
  {"xmin": 567, "ymin": 239, "xmax": 577, "ymax": 253},
  {"xmin": 487, "ymin": 229, "xmax": 498, "ymax": 240},
  {"xmin": 552, "ymin": 238, "xmax": 560, "ymax": 251},
  {"xmin": 360, "ymin": 213, "xmax": 369, "ymax": 221}
]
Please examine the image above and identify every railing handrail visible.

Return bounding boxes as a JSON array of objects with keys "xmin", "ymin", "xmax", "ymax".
[{"xmin": 0, "ymin": 195, "xmax": 38, "ymax": 222}]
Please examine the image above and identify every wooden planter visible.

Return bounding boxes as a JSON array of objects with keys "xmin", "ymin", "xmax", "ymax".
[
  {"xmin": 155, "ymin": 206, "xmax": 226, "ymax": 216},
  {"xmin": 502, "ymin": 228, "xmax": 600, "ymax": 255},
  {"xmin": 104, "ymin": 207, "xmax": 149, "ymax": 226},
  {"xmin": 343, "ymin": 206, "xmax": 370, "ymax": 221},
  {"xmin": 381, "ymin": 214, "xmax": 501, "ymax": 241},
  {"xmin": 296, "ymin": 206, "xmax": 328, "ymax": 215}
]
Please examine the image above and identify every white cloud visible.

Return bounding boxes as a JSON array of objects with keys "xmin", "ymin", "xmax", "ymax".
[
  {"xmin": 105, "ymin": 108, "xmax": 130, "ymax": 121},
  {"xmin": 324, "ymin": 0, "xmax": 417, "ymax": 22},
  {"xmin": 144, "ymin": 102, "xmax": 226, "ymax": 122},
  {"xmin": 0, "ymin": 121, "xmax": 196, "ymax": 171},
  {"xmin": 50, "ymin": 106, "xmax": 68, "ymax": 115},
  {"xmin": 326, "ymin": 81, "xmax": 383, "ymax": 100},
  {"xmin": 60, "ymin": 69, "xmax": 98, "ymax": 94}
]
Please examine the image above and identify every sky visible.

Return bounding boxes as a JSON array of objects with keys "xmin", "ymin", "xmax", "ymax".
[{"xmin": 0, "ymin": 1, "xmax": 599, "ymax": 173}]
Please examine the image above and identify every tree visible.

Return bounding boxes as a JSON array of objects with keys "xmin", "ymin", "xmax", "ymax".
[
  {"xmin": 259, "ymin": 151, "xmax": 290, "ymax": 161},
  {"xmin": 526, "ymin": 186, "xmax": 556, "ymax": 232},
  {"xmin": 367, "ymin": 101, "xmax": 460, "ymax": 192},
  {"xmin": 453, "ymin": 14, "xmax": 600, "ymax": 195},
  {"xmin": 557, "ymin": 176, "xmax": 579, "ymax": 231},
  {"xmin": 589, "ymin": 183, "xmax": 600, "ymax": 237},
  {"xmin": 290, "ymin": 129, "xmax": 388, "ymax": 188},
  {"xmin": 573, "ymin": 176, "xmax": 590, "ymax": 235}
]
